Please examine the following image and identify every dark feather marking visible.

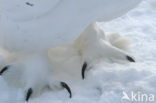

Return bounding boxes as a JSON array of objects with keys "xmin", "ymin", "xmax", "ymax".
[{"xmin": 26, "ymin": 2, "xmax": 34, "ymax": 6}]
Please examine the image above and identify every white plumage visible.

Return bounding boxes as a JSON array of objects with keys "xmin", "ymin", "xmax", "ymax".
[
  {"xmin": 0, "ymin": 0, "xmax": 141, "ymax": 52},
  {"xmin": 0, "ymin": 22, "xmax": 135, "ymax": 101},
  {"xmin": 49, "ymin": 22, "xmax": 135, "ymax": 80},
  {"xmin": 0, "ymin": 0, "xmax": 139, "ymax": 101}
]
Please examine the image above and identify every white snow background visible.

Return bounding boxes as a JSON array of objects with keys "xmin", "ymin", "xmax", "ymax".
[{"xmin": 0, "ymin": 0, "xmax": 156, "ymax": 103}]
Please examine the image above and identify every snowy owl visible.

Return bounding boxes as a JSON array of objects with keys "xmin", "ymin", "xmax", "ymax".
[
  {"xmin": 0, "ymin": 0, "xmax": 141, "ymax": 101},
  {"xmin": 0, "ymin": 22, "xmax": 135, "ymax": 101},
  {"xmin": 49, "ymin": 22, "xmax": 135, "ymax": 80}
]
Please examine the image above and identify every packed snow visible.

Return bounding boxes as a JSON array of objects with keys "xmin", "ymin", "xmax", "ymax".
[{"xmin": 0, "ymin": 0, "xmax": 156, "ymax": 103}]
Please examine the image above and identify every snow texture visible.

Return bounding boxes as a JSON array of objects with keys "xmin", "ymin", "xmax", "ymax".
[{"xmin": 0, "ymin": 0, "xmax": 156, "ymax": 103}]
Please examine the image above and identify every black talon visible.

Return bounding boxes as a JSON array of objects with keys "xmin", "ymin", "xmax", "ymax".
[
  {"xmin": 26, "ymin": 88, "xmax": 33, "ymax": 101},
  {"xmin": 0, "ymin": 66, "xmax": 10, "ymax": 75},
  {"xmin": 61, "ymin": 82, "xmax": 72, "ymax": 98},
  {"xmin": 126, "ymin": 56, "xmax": 135, "ymax": 62},
  {"xmin": 82, "ymin": 62, "xmax": 87, "ymax": 79}
]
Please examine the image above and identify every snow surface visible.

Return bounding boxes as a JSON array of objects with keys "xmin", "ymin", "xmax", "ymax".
[{"xmin": 0, "ymin": 0, "xmax": 156, "ymax": 103}]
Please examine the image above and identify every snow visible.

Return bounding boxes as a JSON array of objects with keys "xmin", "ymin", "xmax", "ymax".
[{"xmin": 0, "ymin": 0, "xmax": 156, "ymax": 103}]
